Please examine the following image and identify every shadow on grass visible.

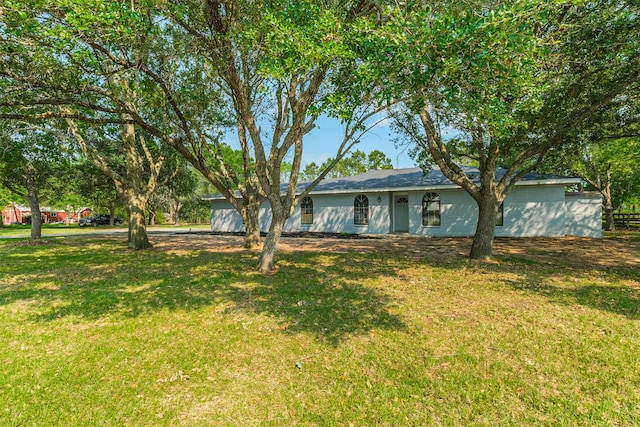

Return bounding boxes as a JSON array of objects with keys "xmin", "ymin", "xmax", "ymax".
[
  {"xmin": 492, "ymin": 254, "xmax": 639, "ymax": 319},
  {"xmin": 377, "ymin": 233, "xmax": 640, "ymax": 320},
  {"xmin": 3, "ymin": 233, "xmax": 637, "ymax": 342},
  {"xmin": 0, "ymin": 239, "xmax": 405, "ymax": 346},
  {"xmin": 479, "ymin": 234, "xmax": 640, "ymax": 319},
  {"xmin": 224, "ymin": 255, "xmax": 406, "ymax": 345},
  {"xmin": 507, "ymin": 276, "xmax": 640, "ymax": 320}
]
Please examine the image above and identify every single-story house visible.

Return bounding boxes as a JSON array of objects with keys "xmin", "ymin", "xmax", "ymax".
[{"xmin": 204, "ymin": 166, "xmax": 602, "ymax": 238}]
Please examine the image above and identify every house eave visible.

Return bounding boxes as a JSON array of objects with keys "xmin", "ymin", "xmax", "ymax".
[
  {"xmin": 203, "ymin": 177, "xmax": 580, "ymax": 201},
  {"xmin": 513, "ymin": 178, "xmax": 581, "ymax": 186},
  {"xmin": 202, "ymin": 167, "xmax": 582, "ymax": 201},
  {"xmin": 304, "ymin": 184, "xmax": 461, "ymax": 196}
]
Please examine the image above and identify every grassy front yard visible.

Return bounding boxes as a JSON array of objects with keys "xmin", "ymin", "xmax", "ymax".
[
  {"xmin": 0, "ymin": 223, "xmax": 123, "ymax": 238},
  {"xmin": 0, "ymin": 223, "xmax": 210, "ymax": 238},
  {"xmin": 1, "ymin": 233, "xmax": 639, "ymax": 425}
]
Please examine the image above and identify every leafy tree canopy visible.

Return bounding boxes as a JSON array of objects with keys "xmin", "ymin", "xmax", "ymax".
[
  {"xmin": 353, "ymin": 0, "xmax": 640, "ymax": 258},
  {"xmin": 301, "ymin": 149, "xmax": 393, "ymax": 180}
]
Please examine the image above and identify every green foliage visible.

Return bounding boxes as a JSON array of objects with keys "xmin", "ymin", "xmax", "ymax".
[
  {"xmin": 301, "ymin": 149, "xmax": 393, "ymax": 180},
  {"xmin": 71, "ymin": 158, "xmax": 122, "ymax": 212},
  {"xmin": 0, "ymin": 186, "xmax": 15, "ymax": 207},
  {"xmin": 363, "ymin": 1, "xmax": 549, "ymax": 154},
  {"xmin": 356, "ymin": 0, "xmax": 639, "ymax": 171},
  {"xmin": 0, "ymin": 122, "xmax": 70, "ymax": 200},
  {"xmin": 580, "ymin": 139, "xmax": 639, "ymax": 208},
  {"xmin": 541, "ymin": 79, "xmax": 640, "ymax": 210},
  {"xmin": 258, "ymin": 1, "xmax": 350, "ymax": 78}
]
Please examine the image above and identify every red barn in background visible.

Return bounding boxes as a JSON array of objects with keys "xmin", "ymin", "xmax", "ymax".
[
  {"xmin": 2, "ymin": 204, "xmax": 93, "ymax": 225},
  {"xmin": 2, "ymin": 203, "xmax": 30, "ymax": 224}
]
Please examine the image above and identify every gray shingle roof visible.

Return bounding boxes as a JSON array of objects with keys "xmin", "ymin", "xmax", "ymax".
[
  {"xmin": 300, "ymin": 166, "xmax": 465, "ymax": 193},
  {"xmin": 203, "ymin": 166, "xmax": 579, "ymax": 199},
  {"xmin": 297, "ymin": 166, "xmax": 578, "ymax": 195}
]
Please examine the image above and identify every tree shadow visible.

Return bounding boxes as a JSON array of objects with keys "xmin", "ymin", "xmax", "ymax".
[
  {"xmin": 449, "ymin": 235, "xmax": 640, "ymax": 319},
  {"xmin": 0, "ymin": 240, "xmax": 405, "ymax": 346},
  {"xmin": 4, "ymin": 233, "xmax": 637, "ymax": 342},
  {"xmin": 506, "ymin": 274, "xmax": 640, "ymax": 320},
  {"xmin": 491, "ymin": 236, "xmax": 640, "ymax": 284},
  {"xmin": 364, "ymin": 234, "xmax": 640, "ymax": 320},
  {"xmin": 223, "ymin": 253, "xmax": 406, "ymax": 345}
]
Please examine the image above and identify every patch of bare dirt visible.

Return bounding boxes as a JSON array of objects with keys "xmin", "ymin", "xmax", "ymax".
[
  {"xmin": 493, "ymin": 236, "xmax": 640, "ymax": 270},
  {"xmin": 10, "ymin": 239, "xmax": 53, "ymax": 247},
  {"xmin": 150, "ymin": 232, "xmax": 640, "ymax": 270}
]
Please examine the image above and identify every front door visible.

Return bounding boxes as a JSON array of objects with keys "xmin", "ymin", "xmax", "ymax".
[{"xmin": 394, "ymin": 195, "xmax": 409, "ymax": 232}]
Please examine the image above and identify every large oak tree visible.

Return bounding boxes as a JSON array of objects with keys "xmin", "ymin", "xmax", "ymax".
[
  {"xmin": 0, "ymin": 122, "xmax": 69, "ymax": 240},
  {"xmin": 544, "ymin": 93, "xmax": 640, "ymax": 230},
  {"xmin": 160, "ymin": 0, "xmax": 389, "ymax": 272},
  {"xmin": 360, "ymin": 0, "xmax": 640, "ymax": 258},
  {"xmin": 0, "ymin": 1, "xmax": 192, "ymax": 248},
  {"xmin": 2, "ymin": 0, "xmax": 388, "ymax": 269}
]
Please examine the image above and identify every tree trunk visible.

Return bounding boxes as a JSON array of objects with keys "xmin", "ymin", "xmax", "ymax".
[
  {"xmin": 108, "ymin": 206, "xmax": 116, "ymax": 226},
  {"xmin": 470, "ymin": 192, "xmax": 499, "ymax": 260},
  {"xmin": 242, "ymin": 199, "xmax": 263, "ymax": 249},
  {"xmin": 26, "ymin": 188, "xmax": 42, "ymax": 241},
  {"xmin": 174, "ymin": 201, "xmax": 182, "ymax": 225},
  {"xmin": 602, "ymin": 179, "xmax": 615, "ymax": 231},
  {"xmin": 603, "ymin": 206, "xmax": 615, "ymax": 231},
  {"xmin": 126, "ymin": 205, "xmax": 132, "ymax": 242},
  {"xmin": 257, "ymin": 205, "xmax": 286, "ymax": 273},
  {"xmin": 24, "ymin": 170, "xmax": 42, "ymax": 241},
  {"xmin": 127, "ymin": 194, "xmax": 152, "ymax": 250},
  {"xmin": 66, "ymin": 117, "xmax": 161, "ymax": 246}
]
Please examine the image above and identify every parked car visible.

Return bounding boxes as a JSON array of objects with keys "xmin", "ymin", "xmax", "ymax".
[{"xmin": 79, "ymin": 214, "xmax": 123, "ymax": 227}]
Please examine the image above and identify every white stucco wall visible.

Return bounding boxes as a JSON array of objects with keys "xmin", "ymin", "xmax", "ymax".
[
  {"xmin": 408, "ymin": 190, "xmax": 477, "ymax": 237},
  {"xmin": 209, "ymin": 184, "xmax": 601, "ymax": 238},
  {"xmin": 496, "ymin": 185, "xmax": 568, "ymax": 237},
  {"xmin": 210, "ymin": 192, "xmax": 393, "ymax": 234},
  {"xmin": 284, "ymin": 192, "xmax": 392, "ymax": 234},
  {"xmin": 564, "ymin": 192, "xmax": 602, "ymax": 238},
  {"xmin": 405, "ymin": 185, "xmax": 570, "ymax": 237},
  {"xmin": 210, "ymin": 204, "xmax": 243, "ymax": 232}
]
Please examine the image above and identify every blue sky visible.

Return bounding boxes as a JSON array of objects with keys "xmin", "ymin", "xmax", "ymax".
[
  {"xmin": 301, "ymin": 115, "xmax": 416, "ymax": 169},
  {"xmin": 223, "ymin": 114, "xmax": 418, "ymax": 170}
]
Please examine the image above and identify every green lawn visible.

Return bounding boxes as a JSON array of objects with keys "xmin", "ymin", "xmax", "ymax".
[
  {"xmin": 1, "ymin": 233, "xmax": 639, "ymax": 426},
  {"xmin": 0, "ymin": 223, "xmax": 210, "ymax": 238},
  {"xmin": 0, "ymin": 223, "xmax": 119, "ymax": 238}
]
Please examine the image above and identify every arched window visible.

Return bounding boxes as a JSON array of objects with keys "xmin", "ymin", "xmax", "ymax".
[
  {"xmin": 354, "ymin": 194, "xmax": 369, "ymax": 225},
  {"xmin": 422, "ymin": 192, "xmax": 441, "ymax": 226},
  {"xmin": 301, "ymin": 197, "xmax": 313, "ymax": 225}
]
